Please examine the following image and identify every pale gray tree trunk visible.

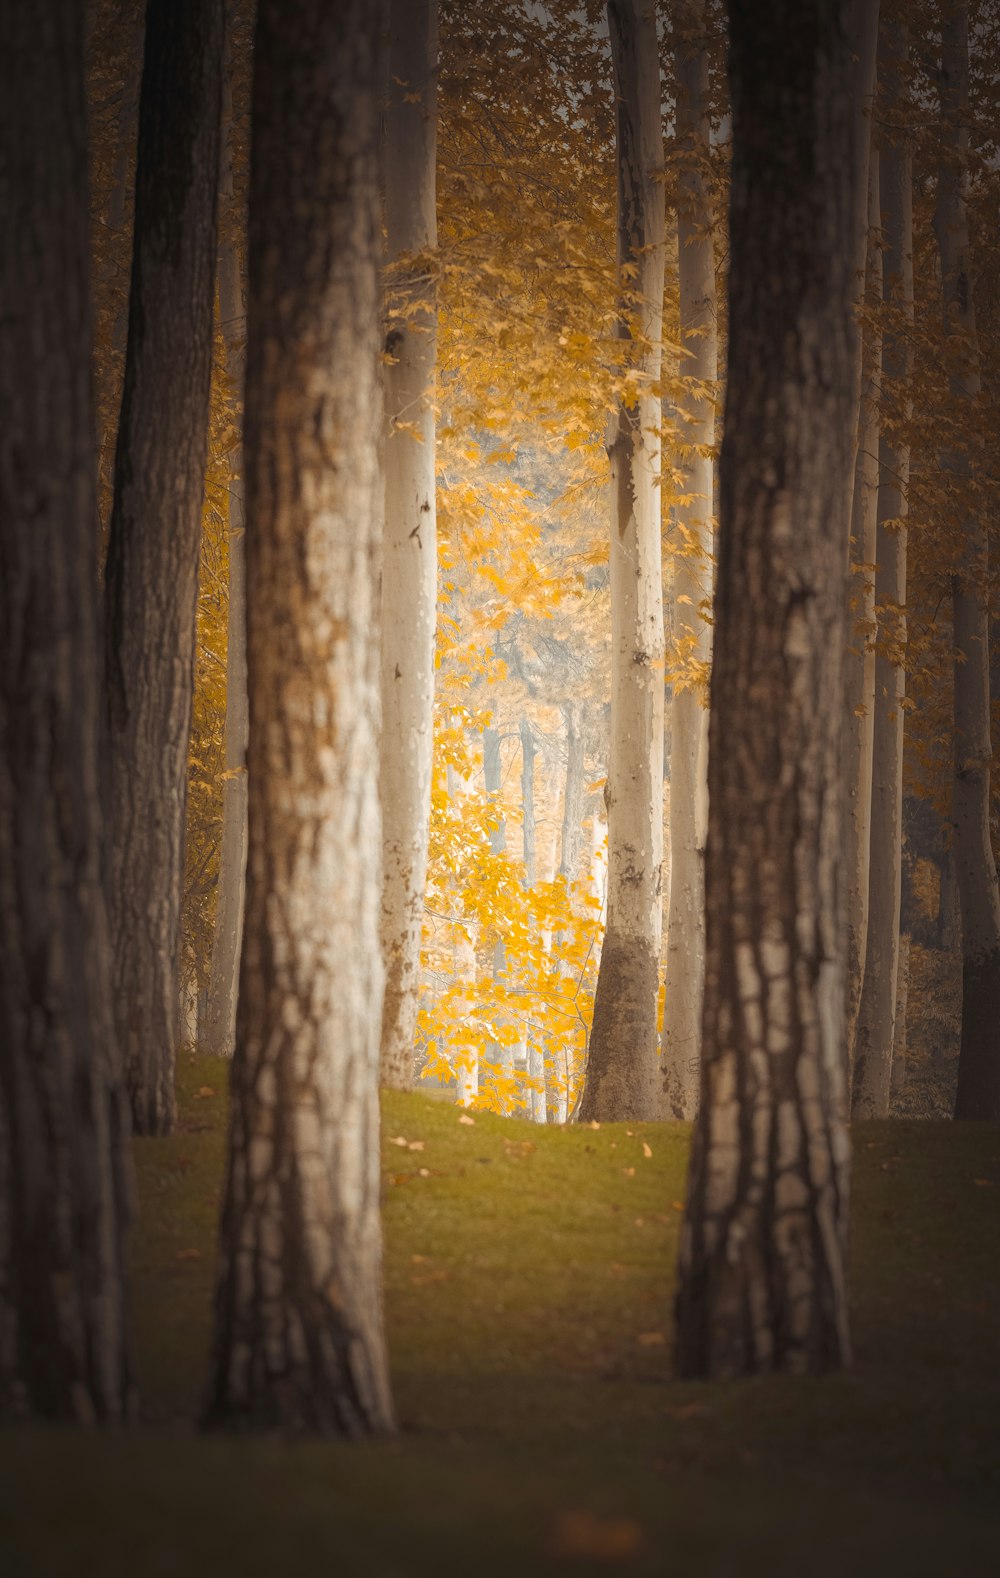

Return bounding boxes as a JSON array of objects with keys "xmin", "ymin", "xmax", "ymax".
[
  {"xmin": 675, "ymin": 0, "xmax": 865, "ymax": 1378},
  {"xmin": 205, "ymin": 0, "xmax": 393, "ymax": 1434},
  {"xmin": 0, "ymin": 0, "xmax": 132, "ymax": 1423},
  {"xmin": 445, "ymin": 758, "xmax": 479, "ymax": 1106},
  {"xmin": 483, "ymin": 725, "xmax": 513, "ymax": 1104},
  {"xmin": 379, "ymin": 0, "xmax": 438, "ymax": 1092},
  {"xmin": 580, "ymin": 0, "xmax": 665, "ymax": 1122},
  {"xmin": 553, "ymin": 704, "xmax": 586, "ymax": 1123},
  {"xmin": 662, "ymin": 0, "xmax": 717, "ymax": 1121},
  {"xmin": 844, "ymin": 151, "xmax": 882, "ymax": 1067},
  {"xmin": 853, "ymin": 23, "xmax": 912, "ymax": 1119},
  {"xmin": 933, "ymin": 6, "xmax": 1000, "ymax": 1120},
  {"xmin": 518, "ymin": 719, "xmax": 546, "ymax": 1122},
  {"xmin": 202, "ymin": 31, "xmax": 249, "ymax": 1059},
  {"xmin": 104, "ymin": 0, "xmax": 224, "ymax": 1134}
]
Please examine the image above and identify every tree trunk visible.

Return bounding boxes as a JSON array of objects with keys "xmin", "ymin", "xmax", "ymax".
[
  {"xmin": 104, "ymin": 0, "xmax": 224, "ymax": 1134},
  {"xmin": 675, "ymin": 0, "xmax": 864, "ymax": 1379},
  {"xmin": 379, "ymin": 0, "xmax": 438, "ymax": 1092},
  {"xmin": 580, "ymin": 0, "xmax": 665, "ymax": 1123},
  {"xmin": 520, "ymin": 717, "xmax": 537, "ymax": 888},
  {"xmin": 662, "ymin": 0, "xmax": 717, "ymax": 1121},
  {"xmin": 889, "ymin": 930, "xmax": 910, "ymax": 1111},
  {"xmin": 205, "ymin": 0, "xmax": 393, "ymax": 1435},
  {"xmin": 853, "ymin": 23, "xmax": 912, "ymax": 1119},
  {"xmin": 483, "ymin": 726, "xmax": 512, "ymax": 1104},
  {"xmin": 0, "ymin": 0, "xmax": 132, "ymax": 1423},
  {"xmin": 844, "ymin": 151, "xmax": 882, "ymax": 1066},
  {"xmin": 933, "ymin": 6, "xmax": 1000, "ymax": 1121},
  {"xmin": 559, "ymin": 703, "xmax": 585, "ymax": 888},
  {"xmin": 202, "ymin": 28, "xmax": 249, "ymax": 1059}
]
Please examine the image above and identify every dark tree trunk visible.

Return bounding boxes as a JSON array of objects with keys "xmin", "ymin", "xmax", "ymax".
[
  {"xmin": 205, "ymin": 0, "xmax": 393, "ymax": 1435},
  {"xmin": 933, "ymin": 6, "xmax": 1000, "ymax": 1122},
  {"xmin": 104, "ymin": 0, "xmax": 224, "ymax": 1135},
  {"xmin": 675, "ymin": 0, "xmax": 865, "ymax": 1379},
  {"xmin": 0, "ymin": 0, "xmax": 132, "ymax": 1423}
]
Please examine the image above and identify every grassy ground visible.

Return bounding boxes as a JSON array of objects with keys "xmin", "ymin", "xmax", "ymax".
[{"xmin": 2, "ymin": 1051, "xmax": 999, "ymax": 1576}]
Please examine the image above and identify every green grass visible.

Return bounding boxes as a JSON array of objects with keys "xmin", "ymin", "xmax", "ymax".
[{"xmin": 2, "ymin": 1051, "xmax": 999, "ymax": 1576}]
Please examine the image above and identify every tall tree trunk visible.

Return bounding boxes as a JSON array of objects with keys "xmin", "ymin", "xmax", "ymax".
[
  {"xmin": 662, "ymin": 0, "xmax": 717, "ymax": 1121},
  {"xmin": 933, "ymin": 6, "xmax": 1000, "ymax": 1121},
  {"xmin": 519, "ymin": 718, "xmax": 546, "ymax": 1122},
  {"xmin": 202, "ymin": 26, "xmax": 249, "ymax": 1058},
  {"xmin": 104, "ymin": 0, "xmax": 224, "ymax": 1134},
  {"xmin": 205, "ymin": 0, "xmax": 393, "ymax": 1434},
  {"xmin": 379, "ymin": 0, "xmax": 438, "ymax": 1092},
  {"xmin": 580, "ymin": 0, "xmax": 665, "ymax": 1123},
  {"xmin": 0, "ymin": 0, "xmax": 132, "ymax": 1423},
  {"xmin": 844, "ymin": 151, "xmax": 882, "ymax": 1066},
  {"xmin": 853, "ymin": 22, "xmax": 912, "ymax": 1118},
  {"xmin": 559, "ymin": 703, "xmax": 585, "ymax": 889},
  {"xmin": 675, "ymin": 0, "xmax": 865, "ymax": 1379}
]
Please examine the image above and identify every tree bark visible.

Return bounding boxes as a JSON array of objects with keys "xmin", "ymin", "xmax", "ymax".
[
  {"xmin": 483, "ymin": 725, "xmax": 513, "ymax": 1104},
  {"xmin": 520, "ymin": 716, "xmax": 537, "ymax": 889},
  {"xmin": 853, "ymin": 23, "xmax": 912, "ymax": 1119},
  {"xmin": 0, "ymin": 0, "xmax": 132, "ymax": 1423},
  {"xmin": 202, "ymin": 26, "xmax": 249, "ymax": 1059},
  {"xmin": 379, "ymin": 0, "xmax": 438, "ymax": 1092},
  {"xmin": 844, "ymin": 150, "xmax": 881, "ymax": 1067},
  {"xmin": 675, "ymin": 0, "xmax": 864, "ymax": 1379},
  {"xmin": 104, "ymin": 0, "xmax": 224, "ymax": 1134},
  {"xmin": 205, "ymin": 0, "xmax": 393, "ymax": 1435},
  {"xmin": 933, "ymin": 6, "xmax": 1000, "ymax": 1121},
  {"xmin": 663, "ymin": 0, "xmax": 717, "ymax": 1121},
  {"xmin": 580, "ymin": 0, "xmax": 665, "ymax": 1123}
]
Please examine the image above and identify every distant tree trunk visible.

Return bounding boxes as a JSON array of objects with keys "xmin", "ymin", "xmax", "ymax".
[
  {"xmin": 559, "ymin": 703, "xmax": 585, "ymax": 888},
  {"xmin": 844, "ymin": 151, "xmax": 882, "ymax": 1067},
  {"xmin": 205, "ymin": 0, "xmax": 393, "ymax": 1434},
  {"xmin": 202, "ymin": 30, "xmax": 249, "ymax": 1059},
  {"xmin": 379, "ymin": 0, "xmax": 438, "ymax": 1093},
  {"xmin": 446, "ymin": 759, "xmax": 479, "ymax": 1106},
  {"xmin": 675, "ymin": 0, "xmax": 864, "ymax": 1379},
  {"xmin": 0, "ymin": 0, "xmax": 132, "ymax": 1423},
  {"xmin": 104, "ymin": 0, "xmax": 224, "ymax": 1134},
  {"xmin": 889, "ymin": 930, "xmax": 910, "ymax": 1111},
  {"xmin": 663, "ymin": 0, "xmax": 717, "ymax": 1121},
  {"xmin": 483, "ymin": 725, "xmax": 513, "ymax": 1104},
  {"xmin": 854, "ymin": 22, "xmax": 912, "ymax": 1118},
  {"xmin": 580, "ymin": 0, "xmax": 665, "ymax": 1123},
  {"xmin": 520, "ymin": 717, "xmax": 537, "ymax": 888},
  {"xmin": 934, "ymin": 6, "xmax": 1000, "ymax": 1121}
]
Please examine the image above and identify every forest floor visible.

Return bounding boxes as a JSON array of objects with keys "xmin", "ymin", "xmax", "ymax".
[{"xmin": 1, "ymin": 1053, "xmax": 999, "ymax": 1577}]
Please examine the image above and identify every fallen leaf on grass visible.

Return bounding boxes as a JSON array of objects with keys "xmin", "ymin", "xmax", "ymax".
[
  {"xmin": 642, "ymin": 1142, "xmax": 653, "ymax": 1159},
  {"xmin": 195, "ymin": 1086, "xmax": 216, "ymax": 1099},
  {"xmin": 622, "ymin": 1167, "xmax": 635, "ymax": 1178},
  {"xmin": 546, "ymin": 1510, "xmax": 643, "ymax": 1562},
  {"xmin": 407, "ymin": 1140, "xmax": 425, "ymax": 1152},
  {"xmin": 175, "ymin": 1248, "xmax": 201, "ymax": 1262},
  {"xmin": 973, "ymin": 1178, "xmax": 993, "ymax": 1187},
  {"xmin": 587, "ymin": 1120, "xmax": 601, "ymax": 1130},
  {"xmin": 409, "ymin": 1268, "xmax": 449, "ymax": 1286},
  {"xmin": 636, "ymin": 1331, "xmax": 666, "ymax": 1347},
  {"xmin": 671, "ymin": 1200, "xmax": 684, "ymax": 1211},
  {"xmin": 458, "ymin": 1114, "xmax": 475, "ymax": 1126},
  {"xmin": 388, "ymin": 1136, "xmax": 409, "ymax": 1148}
]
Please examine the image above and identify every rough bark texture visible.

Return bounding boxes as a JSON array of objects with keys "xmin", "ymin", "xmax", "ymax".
[
  {"xmin": 675, "ymin": 0, "xmax": 863, "ymax": 1379},
  {"xmin": 934, "ymin": 7, "xmax": 1000, "ymax": 1121},
  {"xmin": 844, "ymin": 152, "xmax": 882, "ymax": 1067},
  {"xmin": 581, "ymin": 0, "xmax": 665, "ymax": 1123},
  {"xmin": 662, "ymin": 0, "xmax": 717, "ymax": 1121},
  {"xmin": 205, "ymin": 0, "xmax": 394, "ymax": 1434},
  {"xmin": 854, "ymin": 25, "xmax": 911, "ymax": 1119},
  {"xmin": 379, "ymin": 0, "xmax": 438, "ymax": 1092},
  {"xmin": 202, "ymin": 33, "xmax": 249, "ymax": 1059},
  {"xmin": 104, "ymin": 0, "xmax": 224, "ymax": 1134},
  {"xmin": 0, "ymin": 0, "xmax": 132, "ymax": 1422}
]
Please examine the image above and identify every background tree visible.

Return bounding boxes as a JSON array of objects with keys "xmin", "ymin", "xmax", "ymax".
[
  {"xmin": 0, "ymin": 0, "xmax": 132, "ymax": 1422},
  {"xmin": 580, "ymin": 0, "xmax": 666, "ymax": 1123},
  {"xmin": 854, "ymin": 18, "xmax": 913, "ymax": 1117},
  {"xmin": 675, "ymin": 0, "xmax": 865, "ymax": 1378},
  {"xmin": 662, "ymin": 0, "xmax": 718, "ymax": 1121},
  {"xmin": 205, "ymin": 0, "xmax": 394, "ymax": 1433},
  {"xmin": 934, "ymin": 1, "xmax": 1000, "ymax": 1120},
  {"xmin": 104, "ymin": 0, "xmax": 224, "ymax": 1133},
  {"xmin": 380, "ymin": 0, "xmax": 439, "ymax": 1091}
]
